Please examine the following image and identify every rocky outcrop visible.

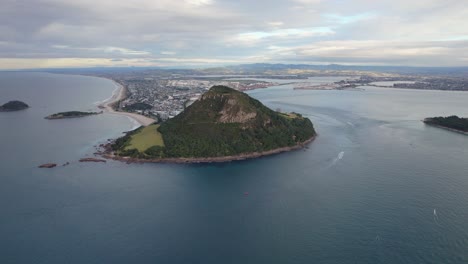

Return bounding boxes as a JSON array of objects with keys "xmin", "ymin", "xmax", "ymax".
[
  {"xmin": 39, "ymin": 163, "xmax": 57, "ymax": 168},
  {"xmin": 218, "ymin": 98, "xmax": 257, "ymax": 123},
  {"xmin": 79, "ymin": 158, "xmax": 106, "ymax": 163}
]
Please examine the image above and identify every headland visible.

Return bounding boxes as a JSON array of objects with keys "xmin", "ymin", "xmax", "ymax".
[{"xmin": 103, "ymin": 85, "xmax": 317, "ymax": 163}]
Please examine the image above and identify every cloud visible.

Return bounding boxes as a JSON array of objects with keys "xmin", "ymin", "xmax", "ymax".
[
  {"xmin": 185, "ymin": 0, "xmax": 214, "ymax": 6},
  {"xmin": 103, "ymin": 47, "xmax": 151, "ymax": 56},
  {"xmin": 161, "ymin": 51, "xmax": 177, "ymax": 55},
  {"xmin": 271, "ymin": 40, "xmax": 468, "ymax": 66},
  {"xmin": 49, "ymin": 45, "xmax": 150, "ymax": 56},
  {"xmin": 0, "ymin": 0, "xmax": 467, "ymax": 68},
  {"xmin": 323, "ymin": 12, "xmax": 377, "ymax": 24},
  {"xmin": 228, "ymin": 27, "xmax": 335, "ymax": 47},
  {"xmin": 267, "ymin": 21, "xmax": 284, "ymax": 27},
  {"xmin": 290, "ymin": 0, "xmax": 321, "ymax": 5}
]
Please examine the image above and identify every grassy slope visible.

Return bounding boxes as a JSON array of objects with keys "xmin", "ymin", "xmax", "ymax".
[{"xmin": 125, "ymin": 124, "xmax": 164, "ymax": 152}]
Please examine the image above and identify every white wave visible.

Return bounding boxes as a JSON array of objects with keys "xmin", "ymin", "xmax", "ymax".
[
  {"xmin": 95, "ymin": 83, "xmax": 121, "ymax": 106},
  {"xmin": 127, "ymin": 116, "xmax": 141, "ymax": 130},
  {"xmin": 347, "ymin": 122, "xmax": 355, "ymax": 127},
  {"xmin": 93, "ymin": 99, "xmax": 108, "ymax": 106}
]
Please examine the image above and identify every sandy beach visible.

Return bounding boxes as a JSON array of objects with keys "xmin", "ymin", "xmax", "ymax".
[{"xmin": 99, "ymin": 80, "xmax": 155, "ymax": 126}]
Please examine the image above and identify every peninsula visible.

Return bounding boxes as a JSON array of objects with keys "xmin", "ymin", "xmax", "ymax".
[
  {"xmin": 45, "ymin": 111, "xmax": 102, "ymax": 119},
  {"xmin": 424, "ymin": 116, "xmax": 468, "ymax": 134},
  {"xmin": 0, "ymin": 100, "xmax": 29, "ymax": 112},
  {"xmin": 105, "ymin": 85, "xmax": 316, "ymax": 163}
]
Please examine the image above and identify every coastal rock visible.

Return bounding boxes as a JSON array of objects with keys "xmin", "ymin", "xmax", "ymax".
[
  {"xmin": 39, "ymin": 163, "xmax": 57, "ymax": 168},
  {"xmin": 79, "ymin": 158, "xmax": 107, "ymax": 163}
]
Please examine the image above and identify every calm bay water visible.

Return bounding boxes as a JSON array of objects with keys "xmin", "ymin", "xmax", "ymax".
[{"xmin": 1, "ymin": 72, "xmax": 468, "ymax": 263}]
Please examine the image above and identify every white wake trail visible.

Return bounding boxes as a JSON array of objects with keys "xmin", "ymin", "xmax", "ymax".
[
  {"xmin": 325, "ymin": 151, "xmax": 345, "ymax": 169},
  {"xmin": 337, "ymin": 151, "xmax": 344, "ymax": 160},
  {"xmin": 433, "ymin": 208, "xmax": 441, "ymax": 225}
]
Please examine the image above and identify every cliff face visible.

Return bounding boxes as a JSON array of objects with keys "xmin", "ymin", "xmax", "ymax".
[
  {"xmin": 199, "ymin": 88, "xmax": 259, "ymax": 124},
  {"xmin": 178, "ymin": 85, "xmax": 280, "ymax": 127}
]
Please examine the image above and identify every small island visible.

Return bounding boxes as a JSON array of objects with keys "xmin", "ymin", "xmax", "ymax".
[
  {"xmin": 104, "ymin": 85, "xmax": 316, "ymax": 163},
  {"xmin": 0, "ymin": 100, "xmax": 29, "ymax": 112},
  {"xmin": 423, "ymin": 116, "xmax": 468, "ymax": 134},
  {"xmin": 45, "ymin": 111, "xmax": 102, "ymax": 119},
  {"xmin": 38, "ymin": 163, "xmax": 57, "ymax": 168}
]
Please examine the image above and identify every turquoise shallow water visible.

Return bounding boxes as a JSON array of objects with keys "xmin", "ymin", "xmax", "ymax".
[{"xmin": 1, "ymin": 72, "xmax": 468, "ymax": 264}]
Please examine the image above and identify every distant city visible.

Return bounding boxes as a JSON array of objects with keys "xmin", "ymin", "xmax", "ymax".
[{"xmin": 85, "ymin": 64, "xmax": 468, "ymax": 122}]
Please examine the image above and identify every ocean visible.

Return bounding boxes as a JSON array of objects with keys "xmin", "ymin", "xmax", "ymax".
[{"xmin": 1, "ymin": 72, "xmax": 468, "ymax": 263}]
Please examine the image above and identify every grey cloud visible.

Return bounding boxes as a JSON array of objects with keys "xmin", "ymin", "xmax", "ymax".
[{"xmin": 0, "ymin": 0, "xmax": 467, "ymax": 68}]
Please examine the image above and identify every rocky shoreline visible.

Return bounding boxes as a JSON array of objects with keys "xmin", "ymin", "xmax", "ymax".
[
  {"xmin": 423, "ymin": 121, "xmax": 468, "ymax": 135},
  {"xmin": 38, "ymin": 158, "xmax": 106, "ymax": 168},
  {"xmin": 100, "ymin": 135, "xmax": 316, "ymax": 164},
  {"xmin": 79, "ymin": 157, "xmax": 107, "ymax": 163},
  {"xmin": 45, "ymin": 111, "xmax": 103, "ymax": 119}
]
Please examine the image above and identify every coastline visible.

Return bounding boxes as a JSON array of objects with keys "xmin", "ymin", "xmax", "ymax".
[
  {"xmin": 423, "ymin": 122, "xmax": 468, "ymax": 135},
  {"xmin": 101, "ymin": 135, "xmax": 317, "ymax": 164},
  {"xmin": 98, "ymin": 79, "xmax": 155, "ymax": 126}
]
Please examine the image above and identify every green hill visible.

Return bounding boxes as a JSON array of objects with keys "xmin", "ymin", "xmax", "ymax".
[{"xmin": 111, "ymin": 85, "xmax": 316, "ymax": 160}]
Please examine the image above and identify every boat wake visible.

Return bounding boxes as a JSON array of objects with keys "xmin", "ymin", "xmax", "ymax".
[
  {"xmin": 433, "ymin": 208, "xmax": 441, "ymax": 225},
  {"xmin": 325, "ymin": 151, "xmax": 345, "ymax": 168},
  {"xmin": 337, "ymin": 151, "xmax": 344, "ymax": 160}
]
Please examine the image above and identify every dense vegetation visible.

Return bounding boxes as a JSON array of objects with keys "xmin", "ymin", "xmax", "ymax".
[
  {"xmin": 45, "ymin": 111, "xmax": 101, "ymax": 119},
  {"xmin": 112, "ymin": 86, "xmax": 316, "ymax": 159},
  {"xmin": 424, "ymin": 116, "xmax": 468, "ymax": 132},
  {"xmin": 0, "ymin": 100, "xmax": 29, "ymax": 111}
]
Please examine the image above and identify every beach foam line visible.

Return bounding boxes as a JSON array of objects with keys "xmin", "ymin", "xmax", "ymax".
[
  {"xmin": 127, "ymin": 116, "xmax": 141, "ymax": 130},
  {"xmin": 96, "ymin": 77, "xmax": 155, "ymax": 126}
]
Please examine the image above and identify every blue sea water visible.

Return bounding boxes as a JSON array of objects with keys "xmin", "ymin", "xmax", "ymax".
[{"xmin": 1, "ymin": 72, "xmax": 468, "ymax": 264}]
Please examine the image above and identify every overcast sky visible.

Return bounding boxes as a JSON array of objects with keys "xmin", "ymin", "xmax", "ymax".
[{"xmin": 1, "ymin": 0, "xmax": 467, "ymax": 69}]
